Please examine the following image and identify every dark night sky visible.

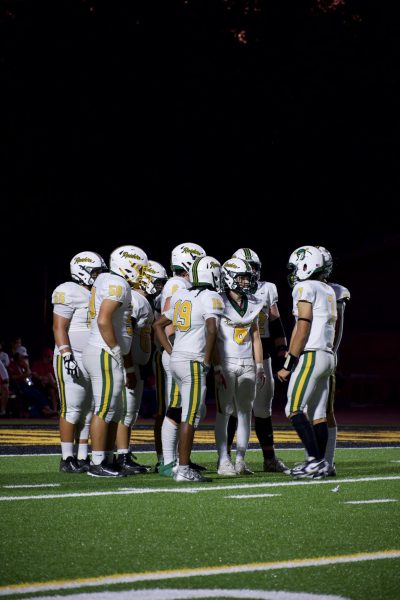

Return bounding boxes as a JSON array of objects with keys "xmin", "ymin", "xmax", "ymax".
[{"xmin": 1, "ymin": 1, "xmax": 399, "ymax": 362}]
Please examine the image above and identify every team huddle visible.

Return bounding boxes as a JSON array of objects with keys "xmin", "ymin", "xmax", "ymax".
[{"xmin": 52, "ymin": 243, "xmax": 349, "ymax": 481}]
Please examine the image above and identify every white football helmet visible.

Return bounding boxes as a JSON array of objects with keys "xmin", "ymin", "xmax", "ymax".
[
  {"xmin": 287, "ymin": 246, "xmax": 324, "ymax": 287},
  {"xmin": 141, "ymin": 260, "xmax": 168, "ymax": 297},
  {"xmin": 232, "ymin": 248, "xmax": 262, "ymax": 280},
  {"xmin": 70, "ymin": 251, "xmax": 107, "ymax": 286},
  {"xmin": 189, "ymin": 256, "xmax": 221, "ymax": 291},
  {"xmin": 221, "ymin": 258, "xmax": 257, "ymax": 295},
  {"xmin": 317, "ymin": 246, "xmax": 333, "ymax": 280},
  {"xmin": 110, "ymin": 245, "xmax": 148, "ymax": 287},
  {"xmin": 171, "ymin": 242, "xmax": 206, "ymax": 274}
]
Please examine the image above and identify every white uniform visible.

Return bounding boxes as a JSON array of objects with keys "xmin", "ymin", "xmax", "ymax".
[
  {"xmin": 327, "ymin": 282, "xmax": 350, "ymax": 413},
  {"xmin": 253, "ymin": 281, "xmax": 278, "ymax": 418},
  {"xmin": 160, "ymin": 276, "xmax": 191, "ymax": 410},
  {"xmin": 82, "ymin": 272, "xmax": 132, "ymax": 423},
  {"xmin": 165, "ymin": 287, "xmax": 224, "ymax": 427},
  {"xmin": 215, "ymin": 291, "xmax": 264, "ymax": 460},
  {"xmin": 285, "ymin": 280, "xmax": 337, "ymax": 420},
  {"xmin": 121, "ymin": 291, "xmax": 154, "ymax": 427},
  {"xmin": 52, "ymin": 281, "xmax": 92, "ymax": 431}
]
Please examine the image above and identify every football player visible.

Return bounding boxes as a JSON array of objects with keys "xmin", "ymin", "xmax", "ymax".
[
  {"xmin": 277, "ymin": 246, "xmax": 336, "ymax": 479},
  {"xmin": 82, "ymin": 245, "xmax": 147, "ymax": 477},
  {"xmin": 115, "ymin": 257, "xmax": 154, "ymax": 475},
  {"xmin": 213, "ymin": 258, "xmax": 265, "ymax": 475},
  {"xmin": 156, "ymin": 243, "xmax": 206, "ymax": 476},
  {"xmin": 52, "ymin": 250, "xmax": 107, "ymax": 473},
  {"xmin": 154, "ymin": 256, "xmax": 224, "ymax": 482},
  {"xmin": 232, "ymin": 248, "xmax": 289, "ymax": 473},
  {"xmin": 317, "ymin": 246, "xmax": 350, "ymax": 476}
]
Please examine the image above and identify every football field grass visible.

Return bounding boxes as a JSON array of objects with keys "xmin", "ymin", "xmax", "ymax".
[{"xmin": 0, "ymin": 448, "xmax": 399, "ymax": 600}]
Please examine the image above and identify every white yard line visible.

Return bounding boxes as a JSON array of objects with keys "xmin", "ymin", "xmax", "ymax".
[
  {"xmin": 344, "ymin": 499, "xmax": 398, "ymax": 504},
  {"xmin": 0, "ymin": 550, "xmax": 399, "ymax": 597},
  {"xmin": 0, "ymin": 475, "xmax": 399, "ymax": 502},
  {"xmin": 2, "ymin": 484, "xmax": 60, "ymax": 488},
  {"xmin": 226, "ymin": 493, "xmax": 281, "ymax": 499}
]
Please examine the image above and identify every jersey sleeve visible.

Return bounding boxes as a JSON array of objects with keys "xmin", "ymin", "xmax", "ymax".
[
  {"xmin": 292, "ymin": 281, "xmax": 315, "ymax": 308},
  {"xmin": 269, "ymin": 282, "xmax": 279, "ymax": 306},
  {"xmin": 52, "ymin": 283, "xmax": 76, "ymax": 319},
  {"xmin": 331, "ymin": 283, "xmax": 351, "ymax": 303},
  {"xmin": 202, "ymin": 291, "xmax": 225, "ymax": 320}
]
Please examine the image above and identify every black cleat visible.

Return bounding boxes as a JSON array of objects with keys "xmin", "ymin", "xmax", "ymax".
[
  {"xmin": 59, "ymin": 456, "xmax": 86, "ymax": 474},
  {"xmin": 76, "ymin": 457, "xmax": 91, "ymax": 472},
  {"xmin": 87, "ymin": 460, "xmax": 126, "ymax": 477},
  {"xmin": 189, "ymin": 460, "xmax": 207, "ymax": 472},
  {"xmin": 116, "ymin": 452, "xmax": 149, "ymax": 475}
]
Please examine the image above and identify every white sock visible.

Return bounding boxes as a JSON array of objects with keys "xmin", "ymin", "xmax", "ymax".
[
  {"xmin": 214, "ymin": 412, "xmax": 229, "ymax": 461},
  {"xmin": 161, "ymin": 418, "xmax": 178, "ymax": 464},
  {"xmin": 325, "ymin": 426, "xmax": 337, "ymax": 467},
  {"xmin": 77, "ymin": 443, "xmax": 88, "ymax": 460},
  {"xmin": 61, "ymin": 442, "xmax": 74, "ymax": 460},
  {"xmin": 118, "ymin": 448, "xmax": 129, "ymax": 455},
  {"xmin": 92, "ymin": 451, "xmax": 105, "ymax": 465}
]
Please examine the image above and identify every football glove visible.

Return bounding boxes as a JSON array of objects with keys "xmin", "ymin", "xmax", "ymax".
[{"xmin": 62, "ymin": 352, "xmax": 79, "ymax": 377}]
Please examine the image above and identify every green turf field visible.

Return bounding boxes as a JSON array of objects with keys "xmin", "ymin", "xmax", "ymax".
[{"xmin": 1, "ymin": 448, "xmax": 399, "ymax": 599}]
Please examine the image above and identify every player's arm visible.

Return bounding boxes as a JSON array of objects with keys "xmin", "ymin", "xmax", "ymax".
[
  {"xmin": 333, "ymin": 300, "xmax": 346, "ymax": 354},
  {"xmin": 204, "ymin": 316, "xmax": 219, "ymax": 368},
  {"xmin": 97, "ymin": 298, "xmax": 121, "ymax": 350},
  {"xmin": 53, "ymin": 313, "xmax": 72, "ymax": 354},
  {"xmin": 277, "ymin": 301, "xmax": 312, "ymax": 382},
  {"xmin": 153, "ymin": 315, "xmax": 173, "ymax": 354},
  {"xmin": 251, "ymin": 321, "xmax": 263, "ymax": 365},
  {"xmin": 162, "ymin": 296, "xmax": 175, "ymax": 339}
]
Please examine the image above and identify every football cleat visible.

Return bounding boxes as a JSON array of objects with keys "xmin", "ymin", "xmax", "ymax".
[
  {"xmin": 263, "ymin": 456, "xmax": 291, "ymax": 474},
  {"xmin": 234, "ymin": 458, "xmax": 254, "ymax": 475},
  {"xmin": 76, "ymin": 457, "xmax": 91, "ymax": 472},
  {"xmin": 59, "ymin": 456, "xmax": 86, "ymax": 474},
  {"xmin": 173, "ymin": 467, "xmax": 212, "ymax": 482},
  {"xmin": 217, "ymin": 457, "xmax": 237, "ymax": 476},
  {"xmin": 87, "ymin": 460, "xmax": 126, "ymax": 477},
  {"xmin": 158, "ymin": 461, "xmax": 177, "ymax": 477}
]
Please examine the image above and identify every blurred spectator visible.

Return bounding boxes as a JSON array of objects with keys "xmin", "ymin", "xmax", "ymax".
[
  {"xmin": 8, "ymin": 352, "xmax": 57, "ymax": 418},
  {"xmin": 31, "ymin": 348, "xmax": 59, "ymax": 413},
  {"xmin": 0, "ymin": 360, "xmax": 9, "ymax": 417},
  {"xmin": 0, "ymin": 340, "xmax": 10, "ymax": 369}
]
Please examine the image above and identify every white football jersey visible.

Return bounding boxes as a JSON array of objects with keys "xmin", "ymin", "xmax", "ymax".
[
  {"xmin": 330, "ymin": 282, "xmax": 350, "ymax": 353},
  {"xmin": 131, "ymin": 291, "xmax": 154, "ymax": 365},
  {"xmin": 292, "ymin": 280, "xmax": 337, "ymax": 353},
  {"xmin": 217, "ymin": 291, "xmax": 265, "ymax": 360},
  {"xmin": 330, "ymin": 283, "xmax": 350, "ymax": 303},
  {"xmin": 160, "ymin": 276, "xmax": 190, "ymax": 312},
  {"xmin": 255, "ymin": 280, "xmax": 278, "ymax": 339},
  {"xmin": 52, "ymin": 281, "xmax": 91, "ymax": 354},
  {"xmin": 165, "ymin": 288, "xmax": 224, "ymax": 360},
  {"xmin": 87, "ymin": 272, "xmax": 133, "ymax": 355}
]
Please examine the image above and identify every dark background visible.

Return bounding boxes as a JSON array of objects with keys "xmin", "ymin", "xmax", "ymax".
[{"xmin": 1, "ymin": 1, "xmax": 399, "ymax": 406}]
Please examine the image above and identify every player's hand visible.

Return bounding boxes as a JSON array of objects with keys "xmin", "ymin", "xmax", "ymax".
[
  {"xmin": 201, "ymin": 362, "xmax": 211, "ymax": 375},
  {"xmin": 62, "ymin": 352, "xmax": 79, "ymax": 377},
  {"xmin": 109, "ymin": 345, "xmax": 123, "ymax": 369},
  {"xmin": 277, "ymin": 368, "xmax": 290, "ymax": 383},
  {"xmin": 256, "ymin": 364, "xmax": 266, "ymax": 389}
]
